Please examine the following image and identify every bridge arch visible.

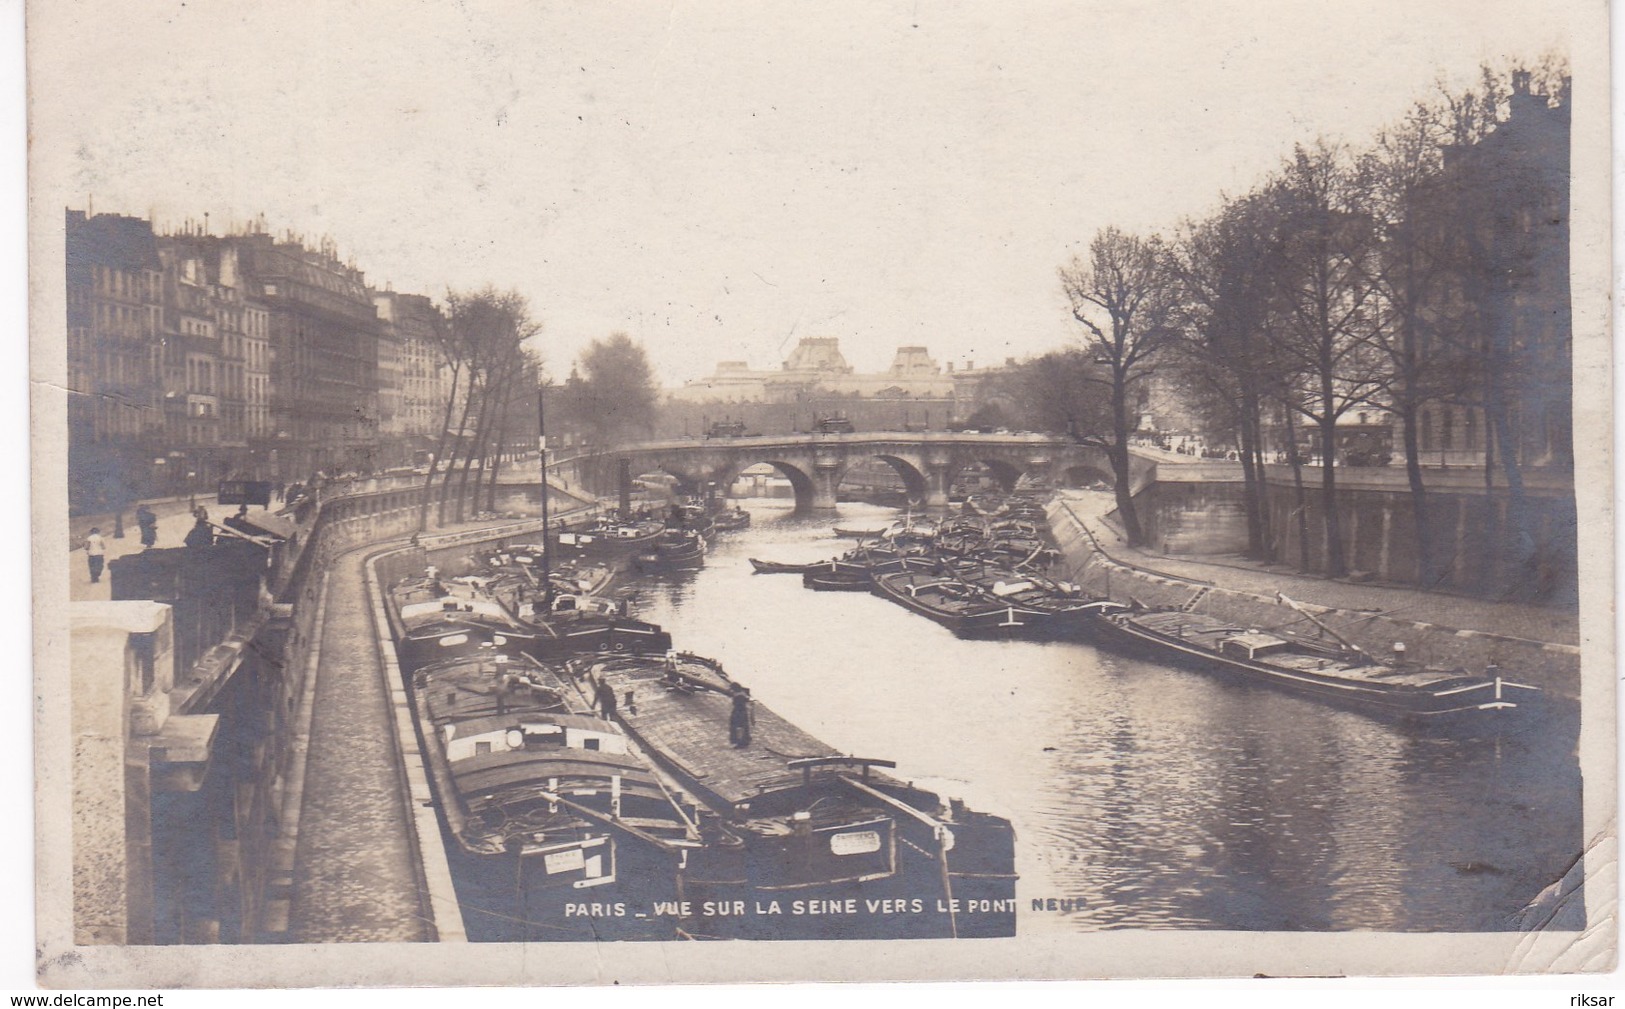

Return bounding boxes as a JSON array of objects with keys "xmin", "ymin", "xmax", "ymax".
[
  {"xmin": 637, "ymin": 464, "xmax": 706, "ymax": 497},
  {"xmin": 1060, "ymin": 463, "xmax": 1116, "ymax": 488},
  {"xmin": 841, "ymin": 453, "xmax": 929, "ymax": 506},
  {"xmin": 716, "ymin": 458, "xmax": 822, "ymax": 513},
  {"xmin": 952, "ymin": 458, "xmax": 1024, "ymax": 495}
]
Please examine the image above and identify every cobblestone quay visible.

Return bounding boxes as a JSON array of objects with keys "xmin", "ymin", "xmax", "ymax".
[{"xmin": 288, "ymin": 545, "xmax": 433, "ymax": 943}]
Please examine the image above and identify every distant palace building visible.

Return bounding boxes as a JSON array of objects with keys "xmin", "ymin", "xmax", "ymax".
[
  {"xmin": 672, "ymin": 338, "xmax": 962, "ymax": 403},
  {"xmin": 658, "ymin": 337, "xmax": 1018, "ymax": 437}
]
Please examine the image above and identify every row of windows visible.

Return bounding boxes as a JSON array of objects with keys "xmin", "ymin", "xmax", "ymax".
[
  {"xmin": 186, "ymin": 357, "xmax": 216, "ymax": 395},
  {"xmin": 88, "ymin": 397, "xmax": 150, "ymax": 439},
  {"xmin": 92, "ymin": 265, "xmax": 156, "ymax": 301},
  {"xmin": 85, "ymin": 351, "xmax": 150, "ymax": 389},
  {"xmin": 92, "ymin": 302, "xmax": 158, "ymax": 336},
  {"xmin": 211, "ymin": 305, "xmax": 272, "ymax": 340},
  {"xmin": 1418, "ymin": 408, "xmax": 1478, "ymax": 453},
  {"xmin": 244, "ymin": 339, "xmax": 269, "ymax": 371}
]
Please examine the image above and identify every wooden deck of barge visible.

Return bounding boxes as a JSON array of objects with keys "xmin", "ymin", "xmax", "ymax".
[{"xmin": 582, "ymin": 656, "xmax": 843, "ymax": 811}]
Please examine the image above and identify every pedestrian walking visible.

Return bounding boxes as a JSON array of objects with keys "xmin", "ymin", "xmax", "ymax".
[
  {"xmin": 83, "ymin": 527, "xmax": 106, "ymax": 584},
  {"xmin": 136, "ymin": 505, "xmax": 158, "ymax": 548},
  {"xmin": 728, "ymin": 683, "xmax": 754, "ymax": 748}
]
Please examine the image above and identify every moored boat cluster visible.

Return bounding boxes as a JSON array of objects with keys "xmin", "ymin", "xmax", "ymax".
[
  {"xmin": 752, "ymin": 493, "xmax": 1540, "ymax": 725},
  {"xmin": 381, "ymin": 496, "xmax": 1018, "ymax": 942}
]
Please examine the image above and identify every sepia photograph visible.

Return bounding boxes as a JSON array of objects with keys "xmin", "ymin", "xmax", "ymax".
[{"xmin": 25, "ymin": 0, "xmax": 1614, "ymax": 990}]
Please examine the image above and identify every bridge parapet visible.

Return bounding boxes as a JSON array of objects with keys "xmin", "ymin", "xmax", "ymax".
[{"xmin": 546, "ymin": 432, "xmax": 1126, "ymax": 511}]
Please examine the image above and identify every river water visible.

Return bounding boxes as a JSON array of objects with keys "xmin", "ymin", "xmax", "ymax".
[{"xmin": 623, "ymin": 499, "xmax": 1583, "ymax": 933}]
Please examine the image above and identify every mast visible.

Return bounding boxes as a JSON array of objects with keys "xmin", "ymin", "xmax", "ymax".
[
  {"xmin": 1275, "ymin": 592, "xmax": 1365, "ymax": 657},
  {"xmin": 537, "ymin": 385, "xmax": 553, "ymax": 608}
]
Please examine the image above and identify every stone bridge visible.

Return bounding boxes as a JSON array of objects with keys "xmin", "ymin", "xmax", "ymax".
[{"xmin": 546, "ymin": 433, "xmax": 1152, "ymax": 511}]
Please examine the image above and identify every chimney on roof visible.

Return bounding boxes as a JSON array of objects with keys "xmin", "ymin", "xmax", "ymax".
[{"xmin": 1511, "ymin": 69, "xmax": 1532, "ymax": 95}]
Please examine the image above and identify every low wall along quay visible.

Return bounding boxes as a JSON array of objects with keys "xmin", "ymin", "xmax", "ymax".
[{"xmin": 1132, "ymin": 467, "xmax": 1578, "ymax": 604}]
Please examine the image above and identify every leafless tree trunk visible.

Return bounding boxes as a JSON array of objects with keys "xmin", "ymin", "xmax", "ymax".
[
  {"xmin": 1282, "ymin": 403, "xmax": 1313, "ymax": 571},
  {"xmin": 1269, "ymin": 143, "xmax": 1385, "ymax": 579},
  {"xmin": 1059, "ymin": 227, "xmax": 1179, "ymax": 548},
  {"xmin": 418, "ymin": 350, "xmax": 462, "ymax": 532},
  {"xmin": 441, "ymin": 366, "xmax": 480, "ymax": 525},
  {"xmin": 481, "ymin": 358, "xmax": 525, "ymax": 513}
]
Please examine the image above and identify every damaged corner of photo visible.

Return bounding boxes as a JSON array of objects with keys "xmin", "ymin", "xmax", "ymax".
[{"xmin": 25, "ymin": 0, "xmax": 1616, "ymax": 989}]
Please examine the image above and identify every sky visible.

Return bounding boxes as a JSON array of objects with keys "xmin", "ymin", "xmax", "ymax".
[{"xmin": 35, "ymin": 0, "xmax": 1575, "ymax": 385}]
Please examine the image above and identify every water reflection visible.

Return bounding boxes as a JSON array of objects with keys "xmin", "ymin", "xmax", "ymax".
[{"xmin": 626, "ymin": 500, "xmax": 1581, "ymax": 932}]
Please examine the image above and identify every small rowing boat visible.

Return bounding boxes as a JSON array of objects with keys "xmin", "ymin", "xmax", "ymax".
[{"xmin": 748, "ymin": 557, "xmax": 824, "ymax": 575}]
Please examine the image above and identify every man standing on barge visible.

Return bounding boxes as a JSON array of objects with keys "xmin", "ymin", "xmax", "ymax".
[
  {"xmin": 729, "ymin": 684, "xmax": 754, "ymax": 748},
  {"xmin": 594, "ymin": 676, "xmax": 618, "ymax": 720}
]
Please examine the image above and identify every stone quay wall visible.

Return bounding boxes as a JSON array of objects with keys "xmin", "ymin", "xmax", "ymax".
[
  {"xmin": 1048, "ymin": 500, "xmax": 1581, "ymax": 701},
  {"xmin": 1132, "ymin": 468, "xmax": 1578, "ymax": 604}
]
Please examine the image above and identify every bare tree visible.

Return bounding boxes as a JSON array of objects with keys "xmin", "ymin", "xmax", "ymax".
[
  {"xmin": 452, "ymin": 291, "xmax": 539, "ymax": 523},
  {"xmin": 481, "ymin": 352, "xmax": 542, "ymax": 514},
  {"xmin": 1059, "ymin": 228, "xmax": 1180, "ymax": 547},
  {"xmin": 1358, "ymin": 103, "xmax": 1471, "ymax": 586},
  {"xmin": 1431, "ymin": 63, "xmax": 1571, "ymax": 598},
  {"xmin": 1169, "ymin": 190, "xmax": 1287, "ymax": 560},
  {"xmin": 423, "ymin": 288, "xmax": 541, "ymax": 525},
  {"xmin": 416, "ymin": 307, "xmax": 460, "ymax": 532},
  {"xmin": 1267, "ymin": 144, "xmax": 1387, "ymax": 578}
]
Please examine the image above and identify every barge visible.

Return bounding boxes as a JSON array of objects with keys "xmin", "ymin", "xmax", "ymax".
[
  {"xmin": 871, "ymin": 569, "xmax": 1062, "ymax": 639},
  {"xmin": 574, "ymin": 652, "xmax": 1019, "ymax": 939},
  {"xmin": 391, "ymin": 570, "xmax": 673, "ymax": 670},
  {"xmin": 406, "ymin": 649, "xmax": 697, "ymax": 940},
  {"xmin": 1096, "ymin": 607, "xmax": 1539, "ymax": 723}
]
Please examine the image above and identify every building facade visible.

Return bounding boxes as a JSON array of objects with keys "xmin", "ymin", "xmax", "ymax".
[
  {"xmin": 66, "ymin": 211, "xmax": 448, "ymax": 512},
  {"xmin": 226, "ymin": 234, "xmax": 382, "ymax": 478},
  {"xmin": 65, "ymin": 211, "xmax": 168, "ymax": 511},
  {"xmin": 673, "ymin": 338, "xmax": 960, "ymax": 404},
  {"xmin": 1416, "ymin": 70, "xmax": 1572, "ymax": 472},
  {"xmin": 373, "ymin": 290, "xmax": 452, "ymax": 458}
]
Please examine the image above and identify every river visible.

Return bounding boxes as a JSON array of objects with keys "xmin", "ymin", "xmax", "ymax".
[{"xmin": 622, "ymin": 498, "xmax": 1583, "ymax": 933}]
